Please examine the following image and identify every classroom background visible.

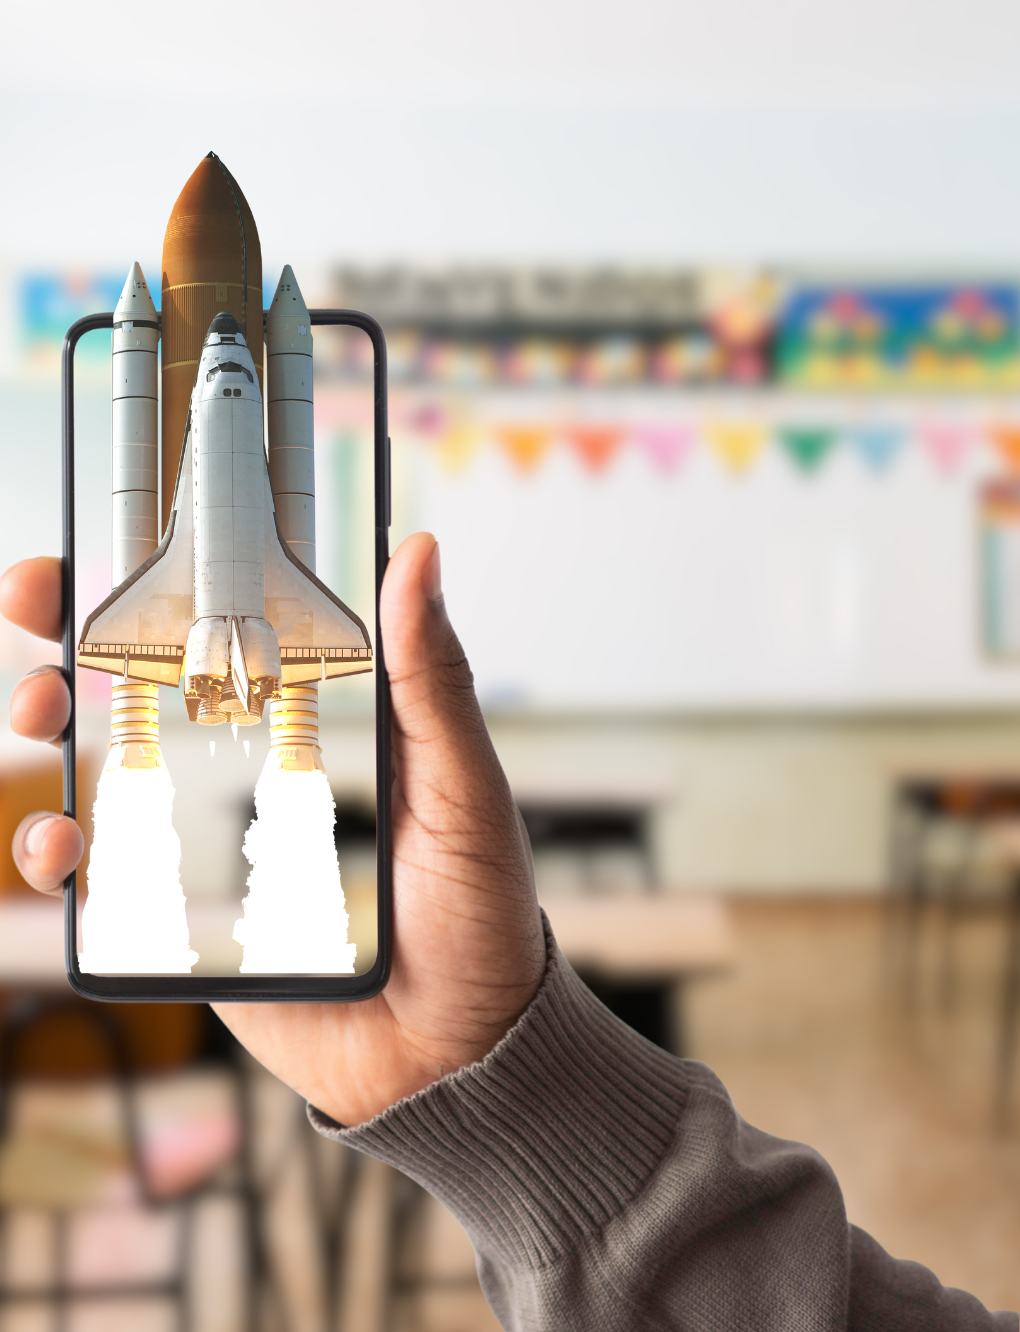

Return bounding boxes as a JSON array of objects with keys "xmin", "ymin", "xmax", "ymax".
[{"xmin": 1, "ymin": 1, "xmax": 1020, "ymax": 1327}]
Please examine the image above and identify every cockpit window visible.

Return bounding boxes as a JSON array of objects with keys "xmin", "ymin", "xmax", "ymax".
[{"xmin": 206, "ymin": 361, "xmax": 253, "ymax": 383}]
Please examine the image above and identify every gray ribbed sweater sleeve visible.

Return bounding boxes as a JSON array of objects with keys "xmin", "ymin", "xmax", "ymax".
[{"xmin": 309, "ymin": 921, "xmax": 1018, "ymax": 1332}]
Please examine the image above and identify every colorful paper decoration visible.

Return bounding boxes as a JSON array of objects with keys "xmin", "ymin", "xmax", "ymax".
[
  {"xmin": 631, "ymin": 423, "xmax": 696, "ymax": 473},
  {"xmin": 650, "ymin": 333, "xmax": 723, "ymax": 385},
  {"xmin": 410, "ymin": 403, "xmax": 1001, "ymax": 481},
  {"xmin": 778, "ymin": 426, "xmax": 838, "ymax": 473},
  {"xmin": 405, "ymin": 402, "xmax": 446, "ymax": 435},
  {"xmin": 502, "ymin": 339, "xmax": 576, "ymax": 386},
  {"xmin": 575, "ymin": 337, "xmax": 646, "ymax": 386},
  {"xmin": 567, "ymin": 425, "xmax": 625, "ymax": 472},
  {"xmin": 778, "ymin": 285, "xmax": 1020, "ymax": 390},
  {"xmin": 497, "ymin": 425, "xmax": 554, "ymax": 472},
  {"xmin": 917, "ymin": 422, "xmax": 975, "ymax": 473},
  {"xmin": 314, "ymin": 387, "xmax": 373, "ymax": 433},
  {"xmin": 849, "ymin": 424, "xmax": 907, "ymax": 472},
  {"xmin": 705, "ymin": 422, "xmax": 768, "ymax": 474},
  {"xmin": 990, "ymin": 424, "xmax": 1020, "ymax": 470},
  {"xmin": 436, "ymin": 422, "xmax": 483, "ymax": 473}
]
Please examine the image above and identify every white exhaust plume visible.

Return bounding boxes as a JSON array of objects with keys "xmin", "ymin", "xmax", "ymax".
[
  {"xmin": 80, "ymin": 684, "xmax": 198, "ymax": 974},
  {"xmin": 233, "ymin": 687, "xmax": 356, "ymax": 973}
]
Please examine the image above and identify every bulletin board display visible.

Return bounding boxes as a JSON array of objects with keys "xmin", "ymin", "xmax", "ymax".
[{"xmin": 310, "ymin": 270, "xmax": 1020, "ymax": 713}]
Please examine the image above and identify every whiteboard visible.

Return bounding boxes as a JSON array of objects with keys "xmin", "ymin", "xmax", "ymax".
[{"xmin": 393, "ymin": 393, "xmax": 1020, "ymax": 712}]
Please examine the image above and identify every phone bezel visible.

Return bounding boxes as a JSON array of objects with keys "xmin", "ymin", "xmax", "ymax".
[{"xmin": 61, "ymin": 309, "xmax": 392, "ymax": 1002}]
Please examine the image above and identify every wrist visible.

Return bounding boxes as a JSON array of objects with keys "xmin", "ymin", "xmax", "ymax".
[{"xmin": 316, "ymin": 985, "xmax": 546, "ymax": 1128}]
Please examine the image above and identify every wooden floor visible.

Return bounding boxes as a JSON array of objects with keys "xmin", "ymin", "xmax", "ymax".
[
  {"xmin": 687, "ymin": 898, "xmax": 1020, "ymax": 1318},
  {"xmin": 389, "ymin": 896, "xmax": 1020, "ymax": 1328}
]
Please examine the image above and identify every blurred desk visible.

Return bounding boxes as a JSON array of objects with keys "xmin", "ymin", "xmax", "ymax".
[
  {"xmin": 544, "ymin": 893, "xmax": 734, "ymax": 979},
  {"xmin": 543, "ymin": 892, "xmax": 735, "ymax": 1055},
  {"xmin": 0, "ymin": 900, "xmax": 244, "ymax": 985},
  {"xmin": 0, "ymin": 899, "xmax": 69, "ymax": 986}
]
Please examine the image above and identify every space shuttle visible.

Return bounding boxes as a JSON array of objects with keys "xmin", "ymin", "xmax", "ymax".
[{"xmin": 77, "ymin": 153, "xmax": 372, "ymax": 723}]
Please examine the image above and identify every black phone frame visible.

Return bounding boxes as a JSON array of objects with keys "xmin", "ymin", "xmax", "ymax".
[{"xmin": 61, "ymin": 309, "xmax": 392, "ymax": 1002}]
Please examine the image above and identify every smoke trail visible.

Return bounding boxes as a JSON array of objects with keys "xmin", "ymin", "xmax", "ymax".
[
  {"xmin": 80, "ymin": 760, "xmax": 198, "ymax": 974},
  {"xmin": 233, "ymin": 765, "xmax": 356, "ymax": 974}
]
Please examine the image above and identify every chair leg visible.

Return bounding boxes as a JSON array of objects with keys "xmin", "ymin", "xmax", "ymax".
[
  {"xmin": 939, "ymin": 870, "xmax": 963, "ymax": 1015},
  {"xmin": 308, "ymin": 1131, "xmax": 363, "ymax": 1332},
  {"xmin": 53, "ymin": 1210, "xmax": 68, "ymax": 1332},
  {"xmin": 901, "ymin": 853, "xmax": 930, "ymax": 1014},
  {"xmin": 178, "ymin": 1199, "xmax": 194, "ymax": 1332},
  {"xmin": 995, "ymin": 876, "xmax": 1020, "ymax": 1132}
]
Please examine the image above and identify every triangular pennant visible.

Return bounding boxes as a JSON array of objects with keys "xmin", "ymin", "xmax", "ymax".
[
  {"xmin": 632, "ymin": 423, "xmax": 696, "ymax": 473},
  {"xmin": 778, "ymin": 426, "xmax": 838, "ymax": 473},
  {"xmin": 705, "ymin": 422, "xmax": 767, "ymax": 474},
  {"xmin": 314, "ymin": 386, "xmax": 372, "ymax": 433},
  {"xmin": 496, "ymin": 425, "xmax": 554, "ymax": 472},
  {"xmin": 849, "ymin": 424, "xmax": 906, "ymax": 472},
  {"xmin": 406, "ymin": 402, "xmax": 446, "ymax": 436},
  {"xmin": 568, "ymin": 425, "xmax": 625, "ymax": 472},
  {"xmin": 436, "ymin": 422, "xmax": 482, "ymax": 474},
  {"xmin": 917, "ymin": 422, "xmax": 975, "ymax": 474},
  {"xmin": 989, "ymin": 424, "xmax": 1020, "ymax": 470}
]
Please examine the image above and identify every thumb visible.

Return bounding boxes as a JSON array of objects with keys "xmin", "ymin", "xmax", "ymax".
[
  {"xmin": 380, "ymin": 534, "xmax": 531, "ymax": 885},
  {"xmin": 380, "ymin": 533, "xmax": 487, "ymax": 752}
]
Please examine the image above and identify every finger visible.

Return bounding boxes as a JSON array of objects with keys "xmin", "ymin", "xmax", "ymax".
[
  {"xmin": 10, "ymin": 667, "xmax": 71, "ymax": 745},
  {"xmin": 380, "ymin": 533, "xmax": 486, "ymax": 749},
  {"xmin": 380, "ymin": 533, "xmax": 534, "ymax": 890},
  {"xmin": 13, "ymin": 812, "xmax": 84, "ymax": 896},
  {"xmin": 0, "ymin": 558, "xmax": 63, "ymax": 642}
]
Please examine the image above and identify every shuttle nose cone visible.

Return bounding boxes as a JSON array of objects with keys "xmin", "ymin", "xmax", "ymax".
[{"xmin": 208, "ymin": 310, "xmax": 241, "ymax": 338}]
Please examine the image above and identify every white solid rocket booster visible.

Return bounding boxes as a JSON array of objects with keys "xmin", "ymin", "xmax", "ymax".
[
  {"xmin": 79, "ymin": 262, "xmax": 198, "ymax": 976},
  {"xmin": 267, "ymin": 264, "xmax": 316, "ymax": 571},
  {"xmin": 265, "ymin": 268, "xmax": 320, "ymax": 748},
  {"xmin": 112, "ymin": 263, "xmax": 159, "ymax": 584},
  {"xmin": 233, "ymin": 267, "xmax": 357, "ymax": 975}
]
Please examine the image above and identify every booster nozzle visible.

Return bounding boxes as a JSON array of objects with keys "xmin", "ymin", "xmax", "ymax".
[{"xmin": 106, "ymin": 682, "xmax": 163, "ymax": 771}]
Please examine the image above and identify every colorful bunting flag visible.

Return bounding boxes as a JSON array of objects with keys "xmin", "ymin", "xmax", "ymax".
[
  {"xmin": 778, "ymin": 426, "xmax": 838, "ymax": 473},
  {"xmin": 917, "ymin": 422, "xmax": 975, "ymax": 473},
  {"xmin": 496, "ymin": 425, "xmax": 554, "ymax": 472},
  {"xmin": 990, "ymin": 424, "xmax": 1020, "ymax": 470},
  {"xmin": 705, "ymin": 422, "xmax": 767, "ymax": 474},
  {"xmin": 849, "ymin": 424, "xmax": 907, "ymax": 472},
  {"xmin": 436, "ymin": 422, "xmax": 483, "ymax": 473},
  {"xmin": 631, "ymin": 423, "xmax": 696, "ymax": 473},
  {"xmin": 567, "ymin": 425, "xmax": 625, "ymax": 472},
  {"xmin": 413, "ymin": 406, "xmax": 999, "ymax": 481},
  {"xmin": 406, "ymin": 402, "xmax": 446, "ymax": 435},
  {"xmin": 314, "ymin": 384, "xmax": 375, "ymax": 433}
]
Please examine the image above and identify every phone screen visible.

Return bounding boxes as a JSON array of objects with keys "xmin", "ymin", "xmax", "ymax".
[{"xmin": 65, "ymin": 305, "xmax": 389, "ymax": 999}]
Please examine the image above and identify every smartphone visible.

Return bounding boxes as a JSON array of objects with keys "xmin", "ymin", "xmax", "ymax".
[{"xmin": 61, "ymin": 308, "xmax": 392, "ymax": 1001}]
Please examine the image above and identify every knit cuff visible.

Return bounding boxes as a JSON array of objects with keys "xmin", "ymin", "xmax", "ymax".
[{"xmin": 309, "ymin": 913, "xmax": 689, "ymax": 1271}]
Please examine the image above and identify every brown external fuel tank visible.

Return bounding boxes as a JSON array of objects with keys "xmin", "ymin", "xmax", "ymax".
[{"xmin": 160, "ymin": 153, "xmax": 263, "ymax": 530}]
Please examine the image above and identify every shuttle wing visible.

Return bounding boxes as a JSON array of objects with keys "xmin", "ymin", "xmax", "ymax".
[
  {"xmin": 77, "ymin": 430, "xmax": 197, "ymax": 686},
  {"xmin": 262, "ymin": 473, "xmax": 373, "ymax": 685}
]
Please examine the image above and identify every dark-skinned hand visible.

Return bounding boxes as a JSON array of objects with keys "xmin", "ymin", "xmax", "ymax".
[{"xmin": 0, "ymin": 535, "xmax": 546, "ymax": 1126}]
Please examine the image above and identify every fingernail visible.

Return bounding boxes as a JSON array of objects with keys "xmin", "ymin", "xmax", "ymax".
[
  {"xmin": 27, "ymin": 665, "xmax": 60, "ymax": 677},
  {"xmin": 422, "ymin": 541, "xmax": 442, "ymax": 603},
  {"xmin": 22, "ymin": 814, "xmax": 57, "ymax": 859}
]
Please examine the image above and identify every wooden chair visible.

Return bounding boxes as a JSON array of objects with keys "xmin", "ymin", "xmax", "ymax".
[{"xmin": 0, "ymin": 999, "xmax": 270, "ymax": 1332}]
